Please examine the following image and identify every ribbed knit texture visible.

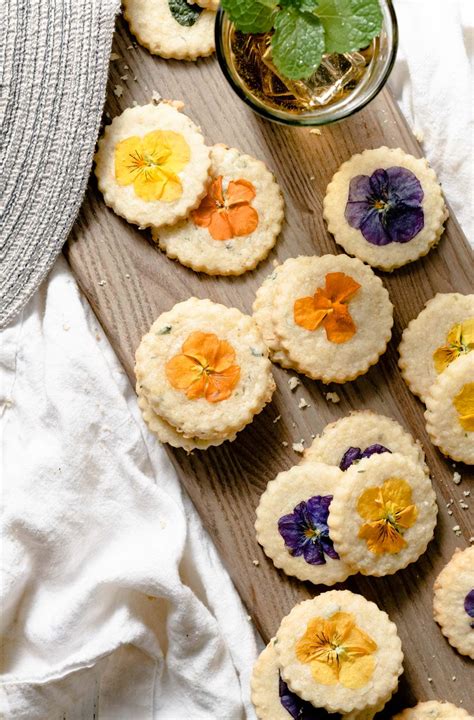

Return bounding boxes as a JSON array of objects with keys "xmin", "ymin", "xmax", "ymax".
[{"xmin": 0, "ymin": 0, "xmax": 119, "ymax": 328}]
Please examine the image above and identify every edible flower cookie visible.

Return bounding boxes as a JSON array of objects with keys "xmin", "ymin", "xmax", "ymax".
[
  {"xmin": 251, "ymin": 639, "xmax": 390, "ymax": 720},
  {"xmin": 425, "ymin": 352, "xmax": 474, "ymax": 464},
  {"xmin": 135, "ymin": 297, "xmax": 275, "ymax": 441},
  {"xmin": 271, "ymin": 255, "xmax": 393, "ymax": 382},
  {"xmin": 253, "ymin": 265, "xmax": 293, "ymax": 369},
  {"xmin": 328, "ymin": 453, "xmax": 437, "ymax": 576},
  {"xmin": 302, "ymin": 411, "xmax": 427, "ymax": 473},
  {"xmin": 323, "ymin": 147, "xmax": 448, "ymax": 271},
  {"xmin": 95, "ymin": 103, "xmax": 210, "ymax": 229},
  {"xmin": 392, "ymin": 701, "xmax": 473, "ymax": 720},
  {"xmin": 275, "ymin": 590, "xmax": 403, "ymax": 714},
  {"xmin": 123, "ymin": 0, "xmax": 216, "ymax": 60},
  {"xmin": 153, "ymin": 144, "xmax": 284, "ymax": 275},
  {"xmin": 255, "ymin": 463, "xmax": 355, "ymax": 585},
  {"xmin": 399, "ymin": 293, "xmax": 474, "ymax": 402},
  {"xmin": 136, "ymin": 387, "xmax": 236, "ymax": 451},
  {"xmin": 433, "ymin": 546, "xmax": 474, "ymax": 659}
]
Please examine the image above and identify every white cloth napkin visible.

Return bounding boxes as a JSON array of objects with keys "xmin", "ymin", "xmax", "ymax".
[{"xmin": 1, "ymin": 2, "xmax": 472, "ymax": 719}]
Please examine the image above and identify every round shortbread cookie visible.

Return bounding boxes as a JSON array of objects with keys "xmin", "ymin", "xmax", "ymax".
[
  {"xmin": 251, "ymin": 639, "xmax": 389, "ymax": 720},
  {"xmin": 399, "ymin": 293, "xmax": 474, "ymax": 402},
  {"xmin": 302, "ymin": 411, "xmax": 427, "ymax": 473},
  {"xmin": 95, "ymin": 103, "xmax": 211, "ymax": 229},
  {"xmin": 275, "ymin": 590, "xmax": 403, "ymax": 714},
  {"xmin": 328, "ymin": 453, "xmax": 437, "ymax": 576},
  {"xmin": 153, "ymin": 144, "xmax": 284, "ymax": 275},
  {"xmin": 425, "ymin": 352, "xmax": 474, "ymax": 464},
  {"xmin": 135, "ymin": 298, "xmax": 275, "ymax": 439},
  {"xmin": 137, "ymin": 386, "xmax": 235, "ymax": 451},
  {"xmin": 272, "ymin": 255, "xmax": 393, "ymax": 383},
  {"xmin": 392, "ymin": 700, "xmax": 473, "ymax": 720},
  {"xmin": 255, "ymin": 463, "xmax": 356, "ymax": 585},
  {"xmin": 252, "ymin": 265, "xmax": 293, "ymax": 368},
  {"xmin": 433, "ymin": 546, "xmax": 474, "ymax": 659},
  {"xmin": 123, "ymin": 0, "xmax": 215, "ymax": 60},
  {"xmin": 323, "ymin": 147, "xmax": 448, "ymax": 271}
]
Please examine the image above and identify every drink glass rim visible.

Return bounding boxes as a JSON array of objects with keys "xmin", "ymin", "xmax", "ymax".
[{"xmin": 214, "ymin": 1, "xmax": 398, "ymax": 127}]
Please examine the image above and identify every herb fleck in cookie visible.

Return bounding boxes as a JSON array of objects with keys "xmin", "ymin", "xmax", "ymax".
[
  {"xmin": 251, "ymin": 639, "xmax": 389, "ymax": 720},
  {"xmin": 95, "ymin": 103, "xmax": 211, "ymax": 228},
  {"xmin": 255, "ymin": 463, "xmax": 355, "ymax": 585},
  {"xmin": 399, "ymin": 293, "xmax": 474, "ymax": 402},
  {"xmin": 323, "ymin": 147, "xmax": 448, "ymax": 271},
  {"xmin": 392, "ymin": 701, "xmax": 473, "ymax": 720},
  {"xmin": 433, "ymin": 546, "xmax": 474, "ymax": 659},
  {"xmin": 328, "ymin": 452, "xmax": 437, "ymax": 576},
  {"xmin": 425, "ymin": 352, "xmax": 474, "ymax": 464},
  {"xmin": 153, "ymin": 144, "xmax": 284, "ymax": 275},
  {"xmin": 123, "ymin": 0, "xmax": 215, "ymax": 60},
  {"xmin": 302, "ymin": 411, "xmax": 427, "ymax": 473},
  {"xmin": 272, "ymin": 255, "xmax": 393, "ymax": 383},
  {"xmin": 137, "ymin": 386, "xmax": 235, "ymax": 451},
  {"xmin": 135, "ymin": 298, "xmax": 275, "ymax": 440},
  {"xmin": 275, "ymin": 590, "xmax": 403, "ymax": 714}
]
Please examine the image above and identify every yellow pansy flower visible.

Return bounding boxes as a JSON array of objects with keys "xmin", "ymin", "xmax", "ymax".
[
  {"xmin": 453, "ymin": 382, "xmax": 474, "ymax": 431},
  {"xmin": 296, "ymin": 611, "xmax": 377, "ymax": 690},
  {"xmin": 114, "ymin": 130, "xmax": 190, "ymax": 202},
  {"xmin": 433, "ymin": 318, "xmax": 474, "ymax": 373},
  {"xmin": 357, "ymin": 478, "xmax": 418, "ymax": 554}
]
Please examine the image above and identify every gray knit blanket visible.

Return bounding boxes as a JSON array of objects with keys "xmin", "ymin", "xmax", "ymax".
[{"xmin": 0, "ymin": 0, "xmax": 119, "ymax": 328}]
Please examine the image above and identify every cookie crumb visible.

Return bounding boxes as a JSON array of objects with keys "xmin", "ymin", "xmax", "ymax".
[
  {"xmin": 459, "ymin": 501, "xmax": 469, "ymax": 510},
  {"xmin": 120, "ymin": 74, "xmax": 129, "ymax": 81},
  {"xmin": 273, "ymin": 415, "xmax": 281, "ymax": 424},
  {"xmin": 62, "ymin": 323, "xmax": 70, "ymax": 331},
  {"xmin": 325, "ymin": 391, "xmax": 340, "ymax": 403},
  {"xmin": 463, "ymin": 490, "xmax": 470, "ymax": 497},
  {"xmin": 414, "ymin": 127, "xmax": 425, "ymax": 143},
  {"xmin": 427, "ymin": 677, "xmax": 432, "ymax": 683},
  {"xmin": 292, "ymin": 441, "xmax": 305, "ymax": 454},
  {"xmin": 152, "ymin": 90, "xmax": 162, "ymax": 104},
  {"xmin": 282, "ymin": 441, "xmax": 288, "ymax": 447},
  {"xmin": 252, "ymin": 559, "xmax": 259, "ymax": 566},
  {"xmin": 110, "ymin": 52, "xmax": 120, "ymax": 61},
  {"xmin": 309, "ymin": 128, "xmax": 321, "ymax": 135},
  {"xmin": 452, "ymin": 525, "xmax": 461, "ymax": 536},
  {"xmin": 113, "ymin": 84, "xmax": 123, "ymax": 98},
  {"xmin": 98, "ymin": 280, "xmax": 107, "ymax": 287},
  {"xmin": 288, "ymin": 377, "xmax": 300, "ymax": 391},
  {"xmin": 298, "ymin": 398, "xmax": 309, "ymax": 409},
  {"xmin": 452, "ymin": 471, "xmax": 462, "ymax": 484}
]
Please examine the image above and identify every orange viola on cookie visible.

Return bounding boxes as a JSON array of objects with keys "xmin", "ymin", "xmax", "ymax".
[{"xmin": 192, "ymin": 175, "xmax": 259, "ymax": 241}]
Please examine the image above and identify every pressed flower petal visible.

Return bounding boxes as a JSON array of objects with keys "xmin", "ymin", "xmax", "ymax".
[
  {"xmin": 205, "ymin": 364, "xmax": 240, "ymax": 402},
  {"xmin": 324, "ymin": 306, "xmax": 356, "ymax": 344},
  {"xmin": 380, "ymin": 478, "xmax": 413, "ymax": 511},
  {"xmin": 338, "ymin": 654, "xmax": 375, "ymax": 689},
  {"xmin": 166, "ymin": 354, "xmax": 202, "ymax": 390},
  {"xmin": 464, "ymin": 589, "xmax": 474, "ymax": 618},
  {"xmin": 369, "ymin": 168, "xmax": 390, "ymax": 199},
  {"xmin": 182, "ymin": 331, "xmax": 221, "ymax": 368},
  {"xmin": 434, "ymin": 319, "xmax": 474, "ymax": 373},
  {"xmin": 210, "ymin": 176, "xmax": 225, "ymax": 205},
  {"xmin": 278, "ymin": 674, "xmax": 321, "ymax": 720},
  {"xmin": 207, "ymin": 210, "xmax": 235, "ymax": 241},
  {"xmin": 357, "ymin": 487, "xmax": 385, "ymax": 521},
  {"xmin": 324, "ymin": 272, "xmax": 361, "ymax": 303},
  {"xmin": 461, "ymin": 318, "xmax": 474, "ymax": 347},
  {"xmin": 227, "ymin": 204, "xmax": 259, "ymax": 237},
  {"xmin": 302, "ymin": 539, "xmax": 325, "ymax": 565},
  {"xmin": 453, "ymin": 382, "xmax": 474, "ymax": 431},
  {"xmin": 433, "ymin": 345, "xmax": 460, "ymax": 374},
  {"xmin": 359, "ymin": 519, "xmax": 407, "ymax": 554},
  {"xmin": 185, "ymin": 372, "xmax": 208, "ymax": 400},
  {"xmin": 359, "ymin": 207, "xmax": 392, "ymax": 246},
  {"xmin": 384, "ymin": 204, "xmax": 424, "ymax": 243},
  {"xmin": 133, "ymin": 166, "xmax": 182, "ymax": 202},
  {"xmin": 305, "ymin": 495, "xmax": 332, "ymax": 526},
  {"xmin": 192, "ymin": 194, "xmax": 218, "ymax": 228},
  {"xmin": 226, "ymin": 178, "xmax": 256, "ymax": 206},
  {"xmin": 394, "ymin": 503, "xmax": 418, "ymax": 529},
  {"xmin": 309, "ymin": 658, "xmax": 339, "ymax": 686},
  {"xmin": 294, "ymin": 296, "xmax": 330, "ymax": 331},
  {"xmin": 115, "ymin": 136, "xmax": 145, "ymax": 185},
  {"xmin": 386, "ymin": 166, "xmax": 424, "ymax": 206},
  {"xmin": 149, "ymin": 130, "xmax": 190, "ymax": 171},
  {"xmin": 329, "ymin": 612, "xmax": 356, "ymax": 643}
]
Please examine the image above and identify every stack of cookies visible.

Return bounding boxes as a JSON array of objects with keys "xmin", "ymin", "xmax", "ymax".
[
  {"xmin": 255, "ymin": 412, "xmax": 437, "ymax": 584},
  {"xmin": 251, "ymin": 589, "xmax": 404, "ymax": 719},
  {"xmin": 253, "ymin": 254, "xmax": 394, "ymax": 383},
  {"xmin": 95, "ymin": 101, "xmax": 284, "ymax": 276},
  {"xmin": 399, "ymin": 292, "xmax": 474, "ymax": 464},
  {"xmin": 135, "ymin": 297, "xmax": 275, "ymax": 451}
]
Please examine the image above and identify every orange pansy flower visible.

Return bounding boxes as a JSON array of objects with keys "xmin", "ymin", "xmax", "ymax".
[
  {"xmin": 294, "ymin": 272, "xmax": 361, "ymax": 344},
  {"xmin": 165, "ymin": 331, "xmax": 240, "ymax": 403},
  {"xmin": 192, "ymin": 175, "xmax": 259, "ymax": 241}
]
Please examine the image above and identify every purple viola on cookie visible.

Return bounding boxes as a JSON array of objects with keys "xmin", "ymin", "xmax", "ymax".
[
  {"xmin": 278, "ymin": 496, "xmax": 339, "ymax": 566},
  {"xmin": 345, "ymin": 167, "xmax": 424, "ymax": 246},
  {"xmin": 278, "ymin": 674, "xmax": 325, "ymax": 720},
  {"xmin": 339, "ymin": 443, "xmax": 390, "ymax": 470},
  {"xmin": 465, "ymin": 589, "xmax": 474, "ymax": 629}
]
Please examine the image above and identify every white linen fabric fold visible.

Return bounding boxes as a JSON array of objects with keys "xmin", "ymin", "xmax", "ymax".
[{"xmin": 1, "ymin": 2, "xmax": 472, "ymax": 719}]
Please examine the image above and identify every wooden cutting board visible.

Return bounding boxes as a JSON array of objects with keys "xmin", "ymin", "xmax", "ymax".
[{"xmin": 65, "ymin": 14, "xmax": 474, "ymax": 717}]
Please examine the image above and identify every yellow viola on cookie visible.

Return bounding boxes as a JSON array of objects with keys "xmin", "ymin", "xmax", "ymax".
[{"xmin": 357, "ymin": 478, "xmax": 418, "ymax": 554}]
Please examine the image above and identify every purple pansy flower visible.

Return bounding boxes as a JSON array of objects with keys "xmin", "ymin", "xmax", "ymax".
[
  {"xmin": 464, "ymin": 589, "xmax": 474, "ymax": 629},
  {"xmin": 279, "ymin": 674, "xmax": 339, "ymax": 719},
  {"xmin": 345, "ymin": 166, "xmax": 424, "ymax": 246},
  {"xmin": 278, "ymin": 495, "xmax": 339, "ymax": 565},
  {"xmin": 339, "ymin": 444, "xmax": 390, "ymax": 471}
]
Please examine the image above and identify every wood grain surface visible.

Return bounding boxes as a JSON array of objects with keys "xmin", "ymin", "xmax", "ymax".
[{"xmin": 65, "ymin": 14, "xmax": 474, "ymax": 717}]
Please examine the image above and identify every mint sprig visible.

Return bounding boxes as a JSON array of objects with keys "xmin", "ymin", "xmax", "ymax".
[{"xmin": 221, "ymin": 0, "xmax": 382, "ymax": 80}]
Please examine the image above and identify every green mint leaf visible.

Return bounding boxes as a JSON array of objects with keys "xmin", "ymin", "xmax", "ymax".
[
  {"xmin": 168, "ymin": 0, "xmax": 203, "ymax": 26},
  {"xmin": 316, "ymin": 0, "xmax": 382, "ymax": 53},
  {"xmin": 271, "ymin": 7, "xmax": 324, "ymax": 80},
  {"xmin": 279, "ymin": 0, "xmax": 319, "ymax": 12},
  {"xmin": 221, "ymin": 0, "xmax": 278, "ymax": 33}
]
